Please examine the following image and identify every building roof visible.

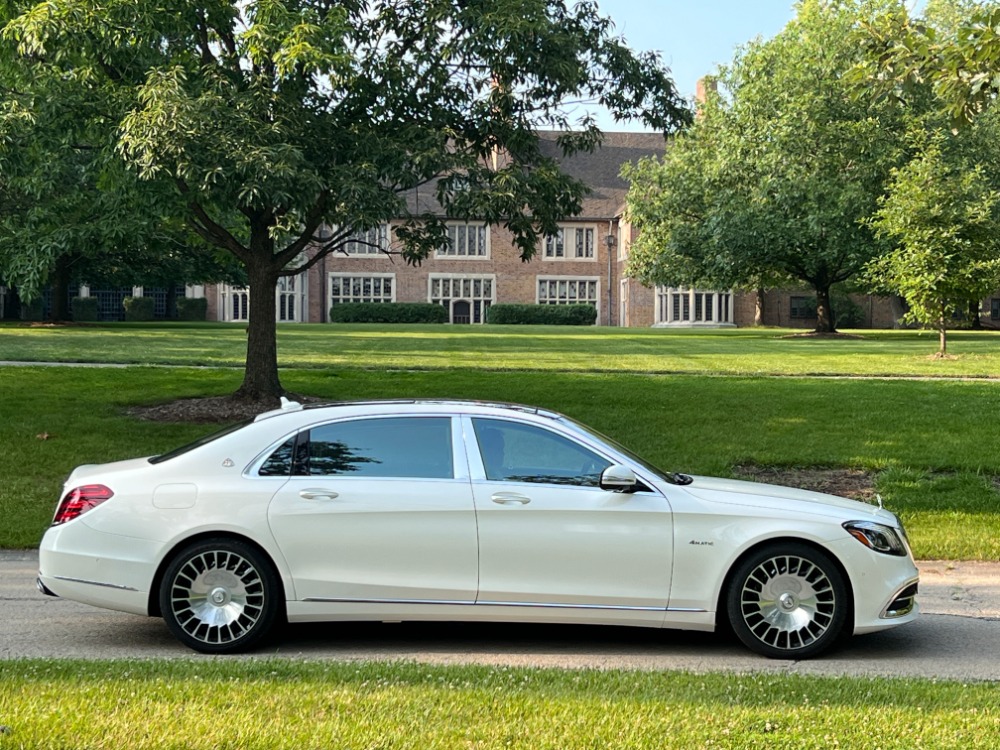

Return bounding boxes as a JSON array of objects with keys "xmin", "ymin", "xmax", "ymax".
[
  {"xmin": 403, "ymin": 131, "xmax": 666, "ymax": 221},
  {"xmin": 536, "ymin": 131, "xmax": 666, "ymax": 220}
]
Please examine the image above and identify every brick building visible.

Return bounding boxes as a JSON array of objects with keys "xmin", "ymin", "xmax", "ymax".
[
  {"xmin": 200, "ymin": 131, "xmax": 744, "ymax": 328},
  {"xmin": 192, "ymin": 131, "xmax": 1000, "ymax": 329}
]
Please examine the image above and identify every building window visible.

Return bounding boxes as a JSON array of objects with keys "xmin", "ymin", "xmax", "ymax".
[
  {"xmin": 537, "ymin": 277, "xmax": 599, "ymax": 311},
  {"xmin": 544, "ymin": 226, "xmax": 595, "ymax": 260},
  {"xmin": 790, "ymin": 296, "xmax": 814, "ymax": 319},
  {"xmin": 429, "ymin": 274, "xmax": 495, "ymax": 324},
  {"xmin": 277, "ymin": 275, "xmax": 301, "ymax": 321},
  {"xmin": 342, "ymin": 225, "xmax": 389, "ymax": 256},
  {"xmin": 220, "ymin": 286, "xmax": 249, "ymax": 322},
  {"xmin": 991, "ymin": 299, "xmax": 1000, "ymax": 321},
  {"xmin": 329, "ymin": 274, "xmax": 395, "ymax": 305},
  {"xmin": 655, "ymin": 287, "xmax": 733, "ymax": 326},
  {"xmin": 437, "ymin": 223, "xmax": 489, "ymax": 258},
  {"xmin": 220, "ymin": 277, "xmax": 307, "ymax": 323}
]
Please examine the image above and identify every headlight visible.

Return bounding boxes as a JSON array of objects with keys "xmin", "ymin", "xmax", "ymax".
[{"xmin": 843, "ymin": 521, "xmax": 908, "ymax": 556}]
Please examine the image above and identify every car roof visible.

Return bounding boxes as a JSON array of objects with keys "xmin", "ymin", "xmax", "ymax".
[{"xmin": 254, "ymin": 398, "xmax": 565, "ymax": 423}]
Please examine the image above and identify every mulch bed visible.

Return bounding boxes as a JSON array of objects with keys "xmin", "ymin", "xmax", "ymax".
[{"xmin": 732, "ymin": 464, "xmax": 876, "ymax": 501}]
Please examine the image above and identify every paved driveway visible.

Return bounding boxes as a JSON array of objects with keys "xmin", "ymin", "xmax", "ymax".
[{"xmin": 3, "ymin": 551, "xmax": 998, "ymax": 679}]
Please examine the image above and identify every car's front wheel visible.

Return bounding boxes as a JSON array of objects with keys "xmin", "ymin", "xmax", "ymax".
[
  {"xmin": 726, "ymin": 543, "xmax": 848, "ymax": 659},
  {"xmin": 160, "ymin": 538, "xmax": 282, "ymax": 654}
]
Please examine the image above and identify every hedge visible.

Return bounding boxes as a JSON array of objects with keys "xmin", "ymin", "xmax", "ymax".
[
  {"xmin": 176, "ymin": 297, "xmax": 208, "ymax": 321},
  {"xmin": 328, "ymin": 302, "xmax": 448, "ymax": 324},
  {"xmin": 123, "ymin": 296, "xmax": 155, "ymax": 322},
  {"xmin": 70, "ymin": 297, "xmax": 99, "ymax": 322},
  {"xmin": 486, "ymin": 303, "xmax": 597, "ymax": 326}
]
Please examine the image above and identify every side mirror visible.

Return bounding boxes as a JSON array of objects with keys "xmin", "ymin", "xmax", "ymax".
[{"xmin": 600, "ymin": 464, "xmax": 637, "ymax": 492}]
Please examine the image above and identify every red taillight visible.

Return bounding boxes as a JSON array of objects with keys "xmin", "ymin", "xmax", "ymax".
[{"xmin": 52, "ymin": 484, "xmax": 114, "ymax": 525}]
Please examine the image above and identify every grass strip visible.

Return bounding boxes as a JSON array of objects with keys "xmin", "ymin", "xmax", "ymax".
[
  {"xmin": 3, "ymin": 366, "xmax": 999, "ymax": 557},
  {"xmin": 0, "ymin": 659, "xmax": 997, "ymax": 749},
  {"xmin": 4, "ymin": 322, "xmax": 1000, "ymax": 377}
]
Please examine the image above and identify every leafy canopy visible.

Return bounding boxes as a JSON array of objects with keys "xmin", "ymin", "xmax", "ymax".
[
  {"xmin": 2, "ymin": 0, "xmax": 688, "ymax": 397},
  {"xmin": 625, "ymin": 0, "xmax": 907, "ymax": 332}
]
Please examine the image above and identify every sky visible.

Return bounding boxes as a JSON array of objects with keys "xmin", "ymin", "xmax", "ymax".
[{"xmin": 592, "ymin": 0, "xmax": 798, "ymax": 130}]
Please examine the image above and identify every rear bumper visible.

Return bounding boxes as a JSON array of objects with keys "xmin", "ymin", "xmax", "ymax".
[{"xmin": 38, "ymin": 521, "xmax": 158, "ymax": 616}]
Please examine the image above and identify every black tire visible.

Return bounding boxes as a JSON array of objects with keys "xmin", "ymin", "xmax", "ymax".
[
  {"xmin": 160, "ymin": 538, "xmax": 283, "ymax": 654},
  {"xmin": 726, "ymin": 542, "xmax": 848, "ymax": 659}
]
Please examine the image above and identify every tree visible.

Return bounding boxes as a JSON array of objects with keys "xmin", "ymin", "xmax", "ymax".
[
  {"xmin": 625, "ymin": 0, "xmax": 907, "ymax": 332},
  {"xmin": 867, "ymin": 137, "xmax": 1000, "ymax": 353},
  {"xmin": 856, "ymin": 0, "xmax": 1000, "ymax": 351},
  {"xmin": 4, "ymin": 0, "xmax": 689, "ymax": 402},
  {"xmin": 0, "ymin": 2, "xmax": 240, "ymax": 319}
]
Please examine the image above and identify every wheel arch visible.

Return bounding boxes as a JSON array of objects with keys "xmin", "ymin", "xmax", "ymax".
[
  {"xmin": 713, "ymin": 536, "xmax": 855, "ymax": 634},
  {"xmin": 147, "ymin": 531, "xmax": 288, "ymax": 618}
]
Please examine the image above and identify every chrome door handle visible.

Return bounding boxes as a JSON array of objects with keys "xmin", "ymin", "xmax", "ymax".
[
  {"xmin": 299, "ymin": 489, "xmax": 340, "ymax": 501},
  {"xmin": 491, "ymin": 492, "xmax": 531, "ymax": 505}
]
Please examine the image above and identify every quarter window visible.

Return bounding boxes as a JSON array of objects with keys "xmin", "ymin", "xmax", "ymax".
[
  {"xmin": 294, "ymin": 417, "xmax": 453, "ymax": 478},
  {"xmin": 472, "ymin": 418, "xmax": 611, "ymax": 487}
]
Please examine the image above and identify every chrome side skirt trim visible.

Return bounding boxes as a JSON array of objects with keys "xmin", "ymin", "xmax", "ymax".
[
  {"xmin": 53, "ymin": 576, "xmax": 138, "ymax": 592},
  {"xmin": 300, "ymin": 596, "xmax": 707, "ymax": 614}
]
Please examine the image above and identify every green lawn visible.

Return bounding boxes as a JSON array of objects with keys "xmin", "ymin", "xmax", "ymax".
[
  {"xmin": 3, "ymin": 365, "xmax": 999, "ymax": 557},
  {"xmin": 0, "ymin": 660, "xmax": 997, "ymax": 749},
  {"xmin": 3, "ymin": 321, "xmax": 1000, "ymax": 376}
]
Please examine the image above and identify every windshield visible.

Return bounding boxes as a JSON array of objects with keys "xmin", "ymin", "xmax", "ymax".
[
  {"xmin": 559, "ymin": 415, "xmax": 691, "ymax": 485},
  {"xmin": 148, "ymin": 419, "xmax": 254, "ymax": 464}
]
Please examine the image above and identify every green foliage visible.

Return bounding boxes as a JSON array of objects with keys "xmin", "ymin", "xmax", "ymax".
[
  {"xmin": 859, "ymin": 0, "xmax": 1000, "ymax": 127},
  {"xmin": 831, "ymin": 292, "xmax": 867, "ymax": 328},
  {"xmin": 328, "ymin": 303, "xmax": 448, "ymax": 324},
  {"xmin": 176, "ymin": 297, "xmax": 207, "ymax": 321},
  {"xmin": 123, "ymin": 296, "xmax": 155, "ymax": 321},
  {"xmin": 867, "ymin": 136, "xmax": 1000, "ymax": 352},
  {"xmin": 70, "ymin": 296, "xmax": 98, "ymax": 322},
  {"xmin": 625, "ymin": 0, "xmax": 908, "ymax": 333},
  {"xmin": 486, "ymin": 303, "xmax": 597, "ymax": 326}
]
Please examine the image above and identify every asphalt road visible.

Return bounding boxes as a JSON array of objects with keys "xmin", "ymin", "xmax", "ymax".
[{"xmin": 3, "ymin": 551, "xmax": 998, "ymax": 679}]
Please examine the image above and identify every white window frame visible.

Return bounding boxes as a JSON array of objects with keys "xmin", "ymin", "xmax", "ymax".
[
  {"xmin": 428, "ymin": 273, "xmax": 496, "ymax": 324},
  {"xmin": 536, "ymin": 275, "xmax": 600, "ymax": 317},
  {"xmin": 655, "ymin": 286, "xmax": 734, "ymax": 326},
  {"xmin": 329, "ymin": 273, "xmax": 396, "ymax": 305},
  {"xmin": 219, "ymin": 285, "xmax": 250, "ymax": 322},
  {"xmin": 341, "ymin": 225, "xmax": 390, "ymax": 256},
  {"xmin": 435, "ymin": 222, "xmax": 490, "ymax": 259},
  {"xmin": 543, "ymin": 224, "xmax": 597, "ymax": 261}
]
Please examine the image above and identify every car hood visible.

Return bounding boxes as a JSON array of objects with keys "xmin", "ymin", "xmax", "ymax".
[{"xmin": 682, "ymin": 475, "xmax": 896, "ymax": 523}]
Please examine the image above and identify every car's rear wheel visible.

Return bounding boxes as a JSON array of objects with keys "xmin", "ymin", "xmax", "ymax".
[
  {"xmin": 160, "ymin": 538, "xmax": 282, "ymax": 654},
  {"xmin": 726, "ymin": 543, "xmax": 848, "ymax": 659}
]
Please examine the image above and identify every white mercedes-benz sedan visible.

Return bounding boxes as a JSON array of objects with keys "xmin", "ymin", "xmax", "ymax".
[{"xmin": 38, "ymin": 399, "xmax": 919, "ymax": 658}]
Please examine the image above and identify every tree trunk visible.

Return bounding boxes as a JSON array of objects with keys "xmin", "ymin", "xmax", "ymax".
[
  {"xmin": 754, "ymin": 287, "xmax": 765, "ymax": 326},
  {"xmin": 165, "ymin": 282, "xmax": 179, "ymax": 320},
  {"xmin": 234, "ymin": 238, "xmax": 284, "ymax": 404},
  {"xmin": 969, "ymin": 300, "xmax": 982, "ymax": 330},
  {"xmin": 50, "ymin": 254, "xmax": 73, "ymax": 322},
  {"xmin": 814, "ymin": 285, "xmax": 835, "ymax": 333},
  {"xmin": 939, "ymin": 324, "xmax": 947, "ymax": 355}
]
